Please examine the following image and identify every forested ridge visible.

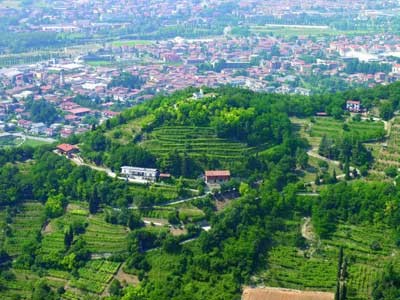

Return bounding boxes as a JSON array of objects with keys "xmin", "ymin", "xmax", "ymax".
[{"xmin": 1, "ymin": 84, "xmax": 400, "ymax": 299}]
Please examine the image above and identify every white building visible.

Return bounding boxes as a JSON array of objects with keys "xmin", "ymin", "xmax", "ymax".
[
  {"xmin": 30, "ymin": 123, "xmax": 47, "ymax": 135},
  {"xmin": 121, "ymin": 166, "xmax": 159, "ymax": 182}
]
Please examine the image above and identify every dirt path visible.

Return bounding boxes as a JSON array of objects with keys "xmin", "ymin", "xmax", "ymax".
[
  {"xmin": 114, "ymin": 264, "xmax": 139, "ymax": 285},
  {"xmin": 41, "ymin": 221, "xmax": 54, "ymax": 234},
  {"xmin": 301, "ymin": 217, "xmax": 315, "ymax": 242}
]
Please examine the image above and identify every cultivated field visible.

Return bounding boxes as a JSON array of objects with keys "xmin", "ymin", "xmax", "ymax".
[
  {"xmin": 256, "ymin": 221, "xmax": 399, "ymax": 300},
  {"xmin": 3, "ymin": 202, "xmax": 45, "ymax": 256},
  {"xmin": 242, "ymin": 287, "xmax": 334, "ymax": 300},
  {"xmin": 308, "ymin": 117, "xmax": 385, "ymax": 143},
  {"xmin": 371, "ymin": 116, "xmax": 400, "ymax": 172},
  {"xmin": 143, "ymin": 126, "xmax": 252, "ymax": 162}
]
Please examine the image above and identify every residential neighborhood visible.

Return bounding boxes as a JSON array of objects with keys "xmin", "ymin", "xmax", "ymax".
[{"xmin": 2, "ymin": 32, "xmax": 400, "ymax": 136}]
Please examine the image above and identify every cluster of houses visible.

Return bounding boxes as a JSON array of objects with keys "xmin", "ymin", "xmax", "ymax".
[
  {"xmin": 56, "ymin": 143, "xmax": 231, "ymax": 184},
  {"xmin": 121, "ymin": 166, "xmax": 231, "ymax": 184},
  {"xmin": 2, "ymin": 32, "xmax": 400, "ymax": 137}
]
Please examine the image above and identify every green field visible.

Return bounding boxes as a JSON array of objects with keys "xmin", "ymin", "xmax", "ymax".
[
  {"xmin": 140, "ymin": 203, "xmax": 205, "ymax": 223},
  {"xmin": 111, "ymin": 40, "xmax": 154, "ymax": 47},
  {"xmin": 23, "ymin": 138, "xmax": 53, "ymax": 147},
  {"xmin": 309, "ymin": 117, "xmax": 385, "ymax": 142},
  {"xmin": 142, "ymin": 126, "xmax": 253, "ymax": 161},
  {"xmin": 248, "ymin": 25, "xmax": 373, "ymax": 37},
  {"xmin": 86, "ymin": 60, "xmax": 116, "ymax": 67}
]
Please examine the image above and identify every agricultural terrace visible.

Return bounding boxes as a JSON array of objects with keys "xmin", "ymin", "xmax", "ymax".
[
  {"xmin": 308, "ymin": 117, "xmax": 385, "ymax": 143},
  {"xmin": 292, "ymin": 116, "xmax": 385, "ymax": 151},
  {"xmin": 41, "ymin": 204, "xmax": 128, "ymax": 255},
  {"xmin": 41, "ymin": 205, "xmax": 89, "ymax": 254},
  {"xmin": 82, "ymin": 215, "xmax": 128, "ymax": 254},
  {"xmin": 370, "ymin": 116, "xmax": 400, "ymax": 173},
  {"xmin": 325, "ymin": 224, "xmax": 399, "ymax": 300},
  {"xmin": 141, "ymin": 202, "xmax": 205, "ymax": 223},
  {"xmin": 142, "ymin": 126, "xmax": 253, "ymax": 162},
  {"xmin": 3, "ymin": 202, "xmax": 45, "ymax": 256},
  {"xmin": 0, "ymin": 269, "xmax": 51, "ymax": 300},
  {"xmin": 69, "ymin": 260, "xmax": 121, "ymax": 294},
  {"xmin": 256, "ymin": 220, "xmax": 399, "ymax": 300}
]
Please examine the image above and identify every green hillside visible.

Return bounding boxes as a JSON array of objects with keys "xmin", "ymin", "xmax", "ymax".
[{"xmin": 1, "ymin": 85, "xmax": 400, "ymax": 299}]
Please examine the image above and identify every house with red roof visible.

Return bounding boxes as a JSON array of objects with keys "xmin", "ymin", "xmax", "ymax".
[
  {"xmin": 346, "ymin": 100, "xmax": 361, "ymax": 113},
  {"xmin": 56, "ymin": 143, "xmax": 79, "ymax": 157},
  {"xmin": 205, "ymin": 170, "xmax": 231, "ymax": 184}
]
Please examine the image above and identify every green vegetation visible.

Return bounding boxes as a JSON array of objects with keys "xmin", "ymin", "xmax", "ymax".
[
  {"xmin": 247, "ymin": 25, "xmax": 373, "ymax": 37},
  {"xmin": 111, "ymin": 40, "xmax": 154, "ymax": 47},
  {"xmin": 0, "ymin": 135, "xmax": 23, "ymax": 147},
  {"xmin": 25, "ymin": 98, "xmax": 59, "ymax": 125},
  {"xmin": 372, "ymin": 116, "xmax": 400, "ymax": 173},
  {"xmin": 108, "ymin": 72, "xmax": 145, "ymax": 90},
  {"xmin": 2, "ymin": 202, "xmax": 45, "ymax": 256},
  {"xmin": 309, "ymin": 117, "xmax": 385, "ymax": 142},
  {"xmin": 257, "ymin": 221, "xmax": 399, "ymax": 300},
  {"xmin": 2, "ymin": 84, "xmax": 400, "ymax": 298},
  {"xmin": 143, "ymin": 125, "xmax": 252, "ymax": 163}
]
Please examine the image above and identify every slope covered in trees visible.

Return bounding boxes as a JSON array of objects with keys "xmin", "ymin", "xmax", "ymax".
[{"xmin": 1, "ymin": 85, "xmax": 400, "ymax": 298}]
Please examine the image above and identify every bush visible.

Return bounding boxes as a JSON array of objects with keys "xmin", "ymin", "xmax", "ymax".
[
  {"xmin": 384, "ymin": 166, "xmax": 398, "ymax": 178},
  {"xmin": 370, "ymin": 240, "xmax": 382, "ymax": 251}
]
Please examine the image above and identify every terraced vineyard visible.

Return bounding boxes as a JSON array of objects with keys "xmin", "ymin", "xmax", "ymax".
[
  {"xmin": 309, "ymin": 117, "xmax": 385, "ymax": 142},
  {"xmin": 261, "ymin": 245, "xmax": 338, "ymax": 290},
  {"xmin": 142, "ymin": 126, "xmax": 252, "ymax": 161},
  {"xmin": 258, "ymin": 223, "xmax": 399, "ymax": 299},
  {"xmin": 82, "ymin": 215, "xmax": 128, "ymax": 254},
  {"xmin": 3, "ymin": 202, "xmax": 45, "ymax": 256},
  {"xmin": 372, "ymin": 116, "xmax": 400, "ymax": 172},
  {"xmin": 326, "ymin": 225, "xmax": 398, "ymax": 300},
  {"xmin": 69, "ymin": 260, "xmax": 121, "ymax": 294}
]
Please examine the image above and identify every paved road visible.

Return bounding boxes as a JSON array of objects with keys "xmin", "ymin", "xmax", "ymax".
[{"xmin": 70, "ymin": 155, "xmax": 117, "ymax": 177}]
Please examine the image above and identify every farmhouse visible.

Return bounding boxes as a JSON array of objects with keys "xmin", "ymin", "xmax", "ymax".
[
  {"xmin": 205, "ymin": 170, "xmax": 231, "ymax": 184},
  {"xmin": 121, "ymin": 166, "xmax": 159, "ymax": 182},
  {"xmin": 346, "ymin": 100, "xmax": 361, "ymax": 112},
  {"xmin": 56, "ymin": 143, "xmax": 79, "ymax": 157}
]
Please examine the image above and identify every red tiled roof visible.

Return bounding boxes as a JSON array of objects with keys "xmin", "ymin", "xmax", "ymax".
[
  {"xmin": 57, "ymin": 143, "xmax": 78, "ymax": 153},
  {"xmin": 68, "ymin": 107, "xmax": 91, "ymax": 115},
  {"xmin": 347, "ymin": 100, "xmax": 360, "ymax": 104},
  {"xmin": 205, "ymin": 170, "xmax": 230, "ymax": 177}
]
